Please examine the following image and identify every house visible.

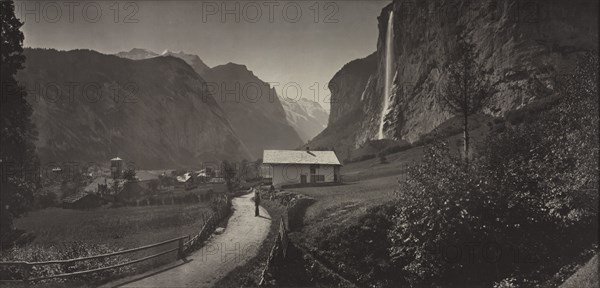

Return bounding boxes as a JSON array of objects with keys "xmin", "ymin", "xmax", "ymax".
[
  {"xmin": 262, "ymin": 148, "xmax": 342, "ymax": 188},
  {"xmin": 62, "ymin": 192, "xmax": 105, "ymax": 209},
  {"xmin": 176, "ymin": 172, "xmax": 201, "ymax": 190}
]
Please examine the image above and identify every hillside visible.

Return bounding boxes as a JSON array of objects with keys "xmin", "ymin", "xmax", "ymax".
[
  {"xmin": 203, "ymin": 63, "xmax": 303, "ymax": 159},
  {"xmin": 18, "ymin": 48, "xmax": 251, "ymax": 168},
  {"xmin": 116, "ymin": 48, "xmax": 304, "ymax": 159},
  {"xmin": 308, "ymin": 0, "xmax": 599, "ymax": 154}
]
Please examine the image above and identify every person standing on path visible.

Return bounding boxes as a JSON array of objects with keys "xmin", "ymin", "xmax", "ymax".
[{"xmin": 254, "ymin": 187, "xmax": 261, "ymax": 217}]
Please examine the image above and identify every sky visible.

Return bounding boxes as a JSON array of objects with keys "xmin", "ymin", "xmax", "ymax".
[{"xmin": 16, "ymin": 0, "xmax": 390, "ymax": 111}]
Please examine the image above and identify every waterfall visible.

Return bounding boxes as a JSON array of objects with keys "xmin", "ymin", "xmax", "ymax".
[{"xmin": 378, "ymin": 11, "xmax": 394, "ymax": 140}]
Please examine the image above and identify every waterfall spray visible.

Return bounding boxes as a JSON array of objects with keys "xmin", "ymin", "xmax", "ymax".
[{"xmin": 378, "ymin": 11, "xmax": 394, "ymax": 140}]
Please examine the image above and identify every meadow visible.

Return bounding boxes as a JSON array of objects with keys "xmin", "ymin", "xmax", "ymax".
[
  {"xmin": 0, "ymin": 202, "xmax": 216, "ymax": 285},
  {"xmin": 284, "ymin": 142, "xmax": 425, "ymax": 248},
  {"xmin": 12, "ymin": 203, "xmax": 213, "ymax": 250}
]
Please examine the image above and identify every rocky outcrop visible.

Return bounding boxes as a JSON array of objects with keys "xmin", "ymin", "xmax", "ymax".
[
  {"xmin": 19, "ymin": 48, "xmax": 251, "ymax": 168},
  {"xmin": 310, "ymin": 0, "xmax": 598, "ymax": 153}
]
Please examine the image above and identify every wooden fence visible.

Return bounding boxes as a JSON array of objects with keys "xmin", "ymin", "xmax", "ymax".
[
  {"xmin": 258, "ymin": 217, "xmax": 289, "ymax": 286},
  {"xmin": 0, "ymin": 195, "xmax": 231, "ymax": 286}
]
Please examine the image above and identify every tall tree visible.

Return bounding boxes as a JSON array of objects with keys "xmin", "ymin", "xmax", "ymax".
[
  {"xmin": 439, "ymin": 35, "xmax": 492, "ymax": 163},
  {"xmin": 1, "ymin": 0, "xmax": 38, "ymax": 237}
]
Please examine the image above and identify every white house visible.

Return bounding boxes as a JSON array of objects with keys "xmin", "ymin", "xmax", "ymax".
[{"xmin": 262, "ymin": 149, "xmax": 342, "ymax": 188}]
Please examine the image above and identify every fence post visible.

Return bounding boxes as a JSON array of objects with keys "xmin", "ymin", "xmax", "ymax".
[
  {"xmin": 178, "ymin": 238, "xmax": 184, "ymax": 259},
  {"xmin": 22, "ymin": 262, "xmax": 32, "ymax": 287}
]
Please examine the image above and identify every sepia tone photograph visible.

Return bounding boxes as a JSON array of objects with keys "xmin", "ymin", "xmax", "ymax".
[{"xmin": 0, "ymin": 0, "xmax": 598, "ymax": 287}]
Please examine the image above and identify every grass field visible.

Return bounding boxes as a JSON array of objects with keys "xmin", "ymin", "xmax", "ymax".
[
  {"xmin": 0, "ymin": 203, "xmax": 216, "ymax": 285},
  {"xmin": 286, "ymin": 176, "xmax": 398, "ymax": 249},
  {"xmin": 12, "ymin": 203, "xmax": 212, "ymax": 250},
  {"xmin": 285, "ymin": 116, "xmax": 496, "ymax": 248}
]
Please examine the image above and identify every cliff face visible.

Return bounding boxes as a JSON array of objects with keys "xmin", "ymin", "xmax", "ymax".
[
  {"xmin": 19, "ymin": 49, "xmax": 251, "ymax": 168},
  {"xmin": 327, "ymin": 53, "xmax": 378, "ymax": 126},
  {"xmin": 310, "ymin": 0, "xmax": 598, "ymax": 154}
]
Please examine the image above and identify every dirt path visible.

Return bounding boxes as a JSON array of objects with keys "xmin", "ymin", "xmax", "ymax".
[{"xmin": 106, "ymin": 193, "xmax": 270, "ymax": 288}]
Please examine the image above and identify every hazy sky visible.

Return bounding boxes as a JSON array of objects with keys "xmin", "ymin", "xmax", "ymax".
[{"xmin": 16, "ymin": 0, "xmax": 390, "ymax": 111}]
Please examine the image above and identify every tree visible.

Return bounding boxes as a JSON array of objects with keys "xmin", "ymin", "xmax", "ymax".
[
  {"xmin": 148, "ymin": 179, "xmax": 159, "ymax": 192},
  {"xmin": 1, "ymin": 0, "xmax": 38, "ymax": 237},
  {"xmin": 122, "ymin": 169, "xmax": 136, "ymax": 181},
  {"xmin": 439, "ymin": 35, "xmax": 492, "ymax": 163},
  {"xmin": 222, "ymin": 160, "xmax": 237, "ymax": 192},
  {"xmin": 111, "ymin": 180, "xmax": 121, "ymax": 195}
]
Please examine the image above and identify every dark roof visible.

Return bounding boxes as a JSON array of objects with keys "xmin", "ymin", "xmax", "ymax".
[{"xmin": 62, "ymin": 192, "xmax": 100, "ymax": 204}]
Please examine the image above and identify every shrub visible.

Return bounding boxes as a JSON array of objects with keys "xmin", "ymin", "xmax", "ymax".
[
  {"xmin": 36, "ymin": 191, "xmax": 58, "ymax": 209},
  {"xmin": 387, "ymin": 53, "xmax": 599, "ymax": 287},
  {"xmin": 378, "ymin": 152, "xmax": 388, "ymax": 164},
  {"xmin": 315, "ymin": 204, "xmax": 398, "ymax": 287}
]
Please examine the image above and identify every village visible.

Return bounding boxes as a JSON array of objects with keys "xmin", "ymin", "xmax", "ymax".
[{"xmin": 41, "ymin": 147, "xmax": 343, "ymax": 210}]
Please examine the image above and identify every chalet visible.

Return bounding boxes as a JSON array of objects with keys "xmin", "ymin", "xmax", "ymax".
[
  {"xmin": 176, "ymin": 172, "xmax": 196, "ymax": 190},
  {"xmin": 262, "ymin": 148, "xmax": 342, "ymax": 188}
]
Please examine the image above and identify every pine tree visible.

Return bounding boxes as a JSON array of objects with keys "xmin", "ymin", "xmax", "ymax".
[
  {"xmin": 439, "ymin": 35, "xmax": 492, "ymax": 163},
  {"xmin": 1, "ymin": 0, "xmax": 38, "ymax": 237}
]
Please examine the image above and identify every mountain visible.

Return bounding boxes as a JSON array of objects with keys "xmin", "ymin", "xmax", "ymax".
[
  {"xmin": 115, "ymin": 48, "xmax": 303, "ymax": 159},
  {"xmin": 160, "ymin": 50, "xmax": 210, "ymax": 77},
  {"xmin": 18, "ymin": 48, "xmax": 251, "ymax": 168},
  {"xmin": 203, "ymin": 63, "xmax": 304, "ymax": 159},
  {"xmin": 279, "ymin": 97, "xmax": 328, "ymax": 142},
  {"xmin": 115, "ymin": 48, "xmax": 158, "ymax": 60},
  {"xmin": 115, "ymin": 48, "xmax": 210, "ymax": 76},
  {"xmin": 309, "ymin": 0, "xmax": 598, "ymax": 156}
]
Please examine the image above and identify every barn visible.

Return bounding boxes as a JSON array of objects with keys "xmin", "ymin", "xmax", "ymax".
[
  {"xmin": 62, "ymin": 192, "xmax": 105, "ymax": 209},
  {"xmin": 262, "ymin": 149, "xmax": 342, "ymax": 188}
]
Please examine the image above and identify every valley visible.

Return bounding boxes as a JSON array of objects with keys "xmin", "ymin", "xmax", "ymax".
[{"xmin": 1, "ymin": 0, "xmax": 598, "ymax": 287}]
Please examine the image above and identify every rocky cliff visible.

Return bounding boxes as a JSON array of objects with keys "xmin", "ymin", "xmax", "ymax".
[
  {"xmin": 19, "ymin": 48, "xmax": 251, "ymax": 168},
  {"xmin": 309, "ymin": 0, "xmax": 598, "ymax": 155}
]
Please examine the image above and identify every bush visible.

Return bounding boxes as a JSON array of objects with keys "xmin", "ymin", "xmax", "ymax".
[
  {"xmin": 387, "ymin": 53, "xmax": 599, "ymax": 287},
  {"xmin": 315, "ymin": 204, "xmax": 398, "ymax": 287},
  {"xmin": 36, "ymin": 191, "xmax": 58, "ymax": 209},
  {"xmin": 378, "ymin": 152, "xmax": 388, "ymax": 164}
]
